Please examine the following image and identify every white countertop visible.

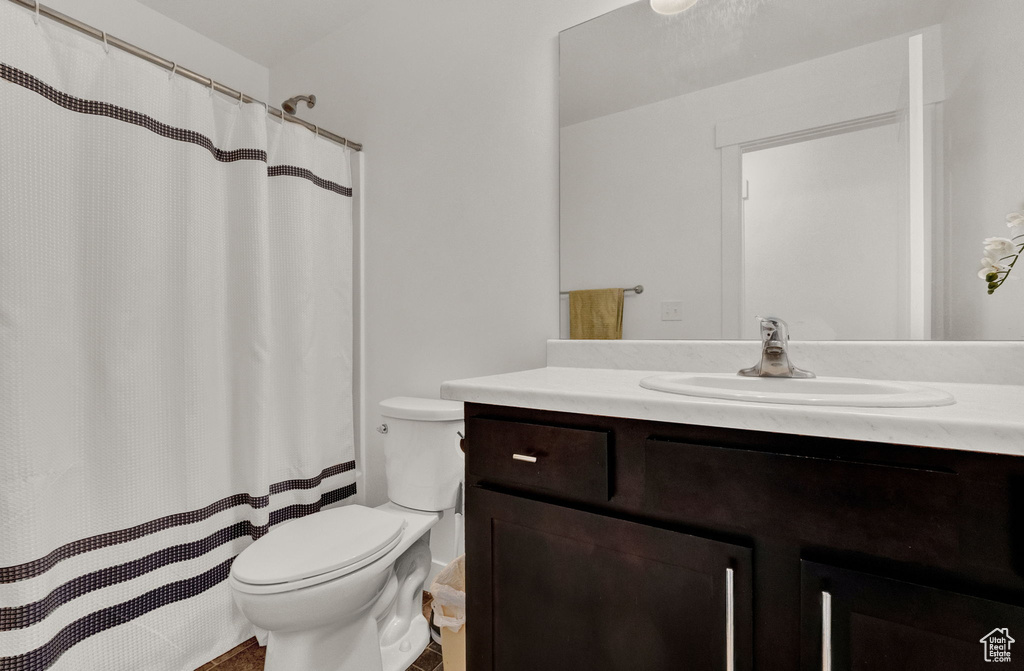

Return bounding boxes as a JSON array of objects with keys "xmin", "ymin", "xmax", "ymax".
[{"xmin": 441, "ymin": 366, "xmax": 1024, "ymax": 457}]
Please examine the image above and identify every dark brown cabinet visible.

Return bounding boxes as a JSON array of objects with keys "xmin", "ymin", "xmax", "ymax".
[
  {"xmin": 468, "ymin": 487, "xmax": 753, "ymax": 671},
  {"xmin": 464, "ymin": 403, "xmax": 1024, "ymax": 670},
  {"xmin": 800, "ymin": 560, "xmax": 1024, "ymax": 670}
]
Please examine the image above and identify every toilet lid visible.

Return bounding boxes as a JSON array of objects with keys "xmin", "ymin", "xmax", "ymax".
[{"xmin": 232, "ymin": 505, "xmax": 406, "ymax": 586}]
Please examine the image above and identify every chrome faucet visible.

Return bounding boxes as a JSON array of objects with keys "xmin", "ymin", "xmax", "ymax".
[{"xmin": 738, "ymin": 316, "xmax": 815, "ymax": 378}]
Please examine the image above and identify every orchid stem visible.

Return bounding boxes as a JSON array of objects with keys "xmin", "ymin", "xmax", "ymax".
[{"xmin": 992, "ymin": 252, "xmax": 1021, "ymax": 290}]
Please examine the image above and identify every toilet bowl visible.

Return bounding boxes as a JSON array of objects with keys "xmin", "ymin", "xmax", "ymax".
[{"xmin": 228, "ymin": 397, "xmax": 464, "ymax": 671}]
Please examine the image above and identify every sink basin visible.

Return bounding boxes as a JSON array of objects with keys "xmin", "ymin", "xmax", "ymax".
[{"xmin": 639, "ymin": 373, "xmax": 955, "ymax": 408}]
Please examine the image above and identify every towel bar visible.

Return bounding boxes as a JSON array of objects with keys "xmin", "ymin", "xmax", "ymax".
[{"xmin": 559, "ymin": 285, "xmax": 643, "ymax": 296}]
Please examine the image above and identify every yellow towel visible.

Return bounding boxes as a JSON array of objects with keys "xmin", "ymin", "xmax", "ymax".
[{"xmin": 569, "ymin": 288, "xmax": 624, "ymax": 339}]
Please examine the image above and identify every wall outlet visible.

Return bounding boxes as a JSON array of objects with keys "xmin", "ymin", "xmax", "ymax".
[{"xmin": 661, "ymin": 301, "xmax": 684, "ymax": 321}]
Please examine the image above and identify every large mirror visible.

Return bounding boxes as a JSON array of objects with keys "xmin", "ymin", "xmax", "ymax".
[{"xmin": 559, "ymin": 0, "xmax": 1024, "ymax": 340}]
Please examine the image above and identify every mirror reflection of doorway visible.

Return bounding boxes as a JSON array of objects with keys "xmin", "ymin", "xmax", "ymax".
[{"xmin": 740, "ymin": 123, "xmax": 906, "ymax": 340}]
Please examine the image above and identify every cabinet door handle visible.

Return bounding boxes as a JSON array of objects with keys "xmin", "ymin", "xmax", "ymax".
[
  {"xmin": 726, "ymin": 567, "xmax": 734, "ymax": 671},
  {"xmin": 822, "ymin": 591, "xmax": 832, "ymax": 671},
  {"xmin": 512, "ymin": 454, "xmax": 537, "ymax": 463}
]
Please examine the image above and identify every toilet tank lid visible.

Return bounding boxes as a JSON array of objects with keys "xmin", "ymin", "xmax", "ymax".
[{"xmin": 379, "ymin": 397, "xmax": 463, "ymax": 421}]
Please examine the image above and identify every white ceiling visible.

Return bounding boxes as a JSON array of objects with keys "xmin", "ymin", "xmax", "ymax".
[
  {"xmin": 136, "ymin": 0, "xmax": 377, "ymax": 67},
  {"xmin": 560, "ymin": 0, "xmax": 952, "ymax": 126}
]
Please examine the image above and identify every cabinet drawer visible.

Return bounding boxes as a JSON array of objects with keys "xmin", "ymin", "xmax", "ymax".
[
  {"xmin": 466, "ymin": 417, "xmax": 611, "ymax": 503},
  {"xmin": 644, "ymin": 438, "xmax": 960, "ymax": 567}
]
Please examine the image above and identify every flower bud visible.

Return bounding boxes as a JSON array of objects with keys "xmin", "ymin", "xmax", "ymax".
[{"xmin": 986, "ymin": 273, "xmax": 998, "ymax": 282}]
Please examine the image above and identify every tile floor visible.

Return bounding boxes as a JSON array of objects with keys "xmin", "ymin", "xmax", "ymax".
[
  {"xmin": 196, "ymin": 594, "xmax": 445, "ymax": 671},
  {"xmin": 195, "ymin": 637, "xmax": 445, "ymax": 671}
]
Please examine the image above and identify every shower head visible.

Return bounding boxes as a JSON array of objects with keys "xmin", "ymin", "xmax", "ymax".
[{"xmin": 281, "ymin": 94, "xmax": 317, "ymax": 115}]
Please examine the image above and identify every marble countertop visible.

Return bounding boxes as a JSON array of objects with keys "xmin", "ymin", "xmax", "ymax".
[{"xmin": 440, "ymin": 366, "xmax": 1024, "ymax": 457}]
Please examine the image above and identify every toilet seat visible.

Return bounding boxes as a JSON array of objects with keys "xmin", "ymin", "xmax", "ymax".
[{"xmin": 230, "ymin": 505, "xmax": 407, "ymax": 595}]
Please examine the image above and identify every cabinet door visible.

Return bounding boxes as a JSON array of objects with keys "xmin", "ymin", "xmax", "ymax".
[
  {"xmin": 801, "ymin": 560, "xmax": 1024, "ymax": 670},
  {"xmin": 467, "ymin": 486, "xmax": 753, "ymax": 671}
]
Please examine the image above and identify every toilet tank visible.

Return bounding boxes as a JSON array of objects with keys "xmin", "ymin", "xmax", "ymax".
[{"xmin": 379, "ymin": 397, "xmax": 464, "ymax": 512}]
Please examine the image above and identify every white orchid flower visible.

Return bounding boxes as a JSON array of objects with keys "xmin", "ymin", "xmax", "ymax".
[
  {"xmin": 979, "ymin": 257, "xmax": 1010, "ymax": 279},
  {"xmin": 984, "ymin": 237, "xmax": 1019, "ymax": 258},
  {"xmin": 983, "ymin": 207, "xmax": 1024, "ymax": 293}
]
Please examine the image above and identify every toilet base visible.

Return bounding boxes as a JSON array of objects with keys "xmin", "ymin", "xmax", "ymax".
[
  {"xmin": 254, "ymin": 539, "xmax": 432, "ymax": 671},
  {"xmin": 381, "ymin": 614, "xmax": 430, "ymax": 671},
  {"xmin": 261, "ymin": 605, "xmax": 430, "ymax": 671},
  {"xmin": 265, "ymin": 614, "xmax": 381, "ymax": 671},
  {"xmin": 262, "ymin": 614, "xmax": 428, "ymax": 671},
  {"xmin": 377, "ymin": 537, "xmax": 433, "ymax": 671}
]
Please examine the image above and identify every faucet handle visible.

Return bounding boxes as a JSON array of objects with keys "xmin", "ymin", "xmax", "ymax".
[
  {"xmin": 755, "ymin": 315, "xmax": 789, "ymax": 342},
  {"xmin": 740, "ymin": 316, "xmax": 814, "ymax": 378}
]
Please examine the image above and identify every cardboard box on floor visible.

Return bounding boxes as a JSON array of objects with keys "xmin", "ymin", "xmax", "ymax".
[
  {"xmin": 439, "ymin": 611, "xmax": 465, "ymax": 671},
  {"xmin": 431, "ymin": 555, "xmax": 466, "ymax": 671}
]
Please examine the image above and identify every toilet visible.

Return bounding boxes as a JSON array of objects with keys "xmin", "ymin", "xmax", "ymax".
[{"xmin": 228, "ymin": 397, "xmax": 464, "ymax": 671}]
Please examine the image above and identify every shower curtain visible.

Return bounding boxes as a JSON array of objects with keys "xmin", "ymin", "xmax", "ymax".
[{"xmin": 0, "ymin": 4, "xmax": 356, "ymax": 670}]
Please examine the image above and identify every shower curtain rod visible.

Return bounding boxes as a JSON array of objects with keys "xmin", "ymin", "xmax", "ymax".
[{"xmin": 6, "ymin": 0, "xmax": 363, "ymax": 152}]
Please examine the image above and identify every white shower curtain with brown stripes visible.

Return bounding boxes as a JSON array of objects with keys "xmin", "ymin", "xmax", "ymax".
[{"xmin": 0, "ymin": 4, "xmax": 356, "ymax": 669}]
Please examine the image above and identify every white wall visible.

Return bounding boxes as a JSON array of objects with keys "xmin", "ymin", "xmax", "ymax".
[
  {"xmin": 42, "ymin": 0, "xmax": 269, "ymax": 99},
  {"xmin": 267, "ymin": 0, "xmax": 632, "ymax": 566},
  {"xmin": 742, "ymin": 126, "xmax": 902, "ymax": 340},
  {"xmin": 560, "ymin": 87, "xmax": 725, "ymax": 339},
  {"xmin": 942, "ymin": 0, "xmax": 1024, "ymax": 340}
]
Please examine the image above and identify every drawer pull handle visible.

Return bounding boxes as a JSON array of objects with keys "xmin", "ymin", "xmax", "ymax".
[
  {"xmin": 512, "ymin": 454, "xmax": 537, "ymax": 463},
  {"xmin": 822, "ymin": 591, "xmax": 832, "ymax": 671},
  {"xmin": 726, "ymin": 567, "xmax": 735, "ymax": 671}
]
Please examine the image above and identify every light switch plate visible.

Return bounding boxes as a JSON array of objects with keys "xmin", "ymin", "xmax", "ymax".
[{"xmin": 661, "ymin": 301, "xmax": 683, "ymax": 321}]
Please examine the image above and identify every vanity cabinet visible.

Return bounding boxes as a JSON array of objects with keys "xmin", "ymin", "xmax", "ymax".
[
  {"xmin": 800, "ymin": 561, "xmax": 1024, "ymax": 670},
  {"xmin": 464, "ymin": 403, "xmax": 1024, "ymax": 671},
  {"xmin": 468, "ymin": 488, "xmax": 753, "ymax": 670}
]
